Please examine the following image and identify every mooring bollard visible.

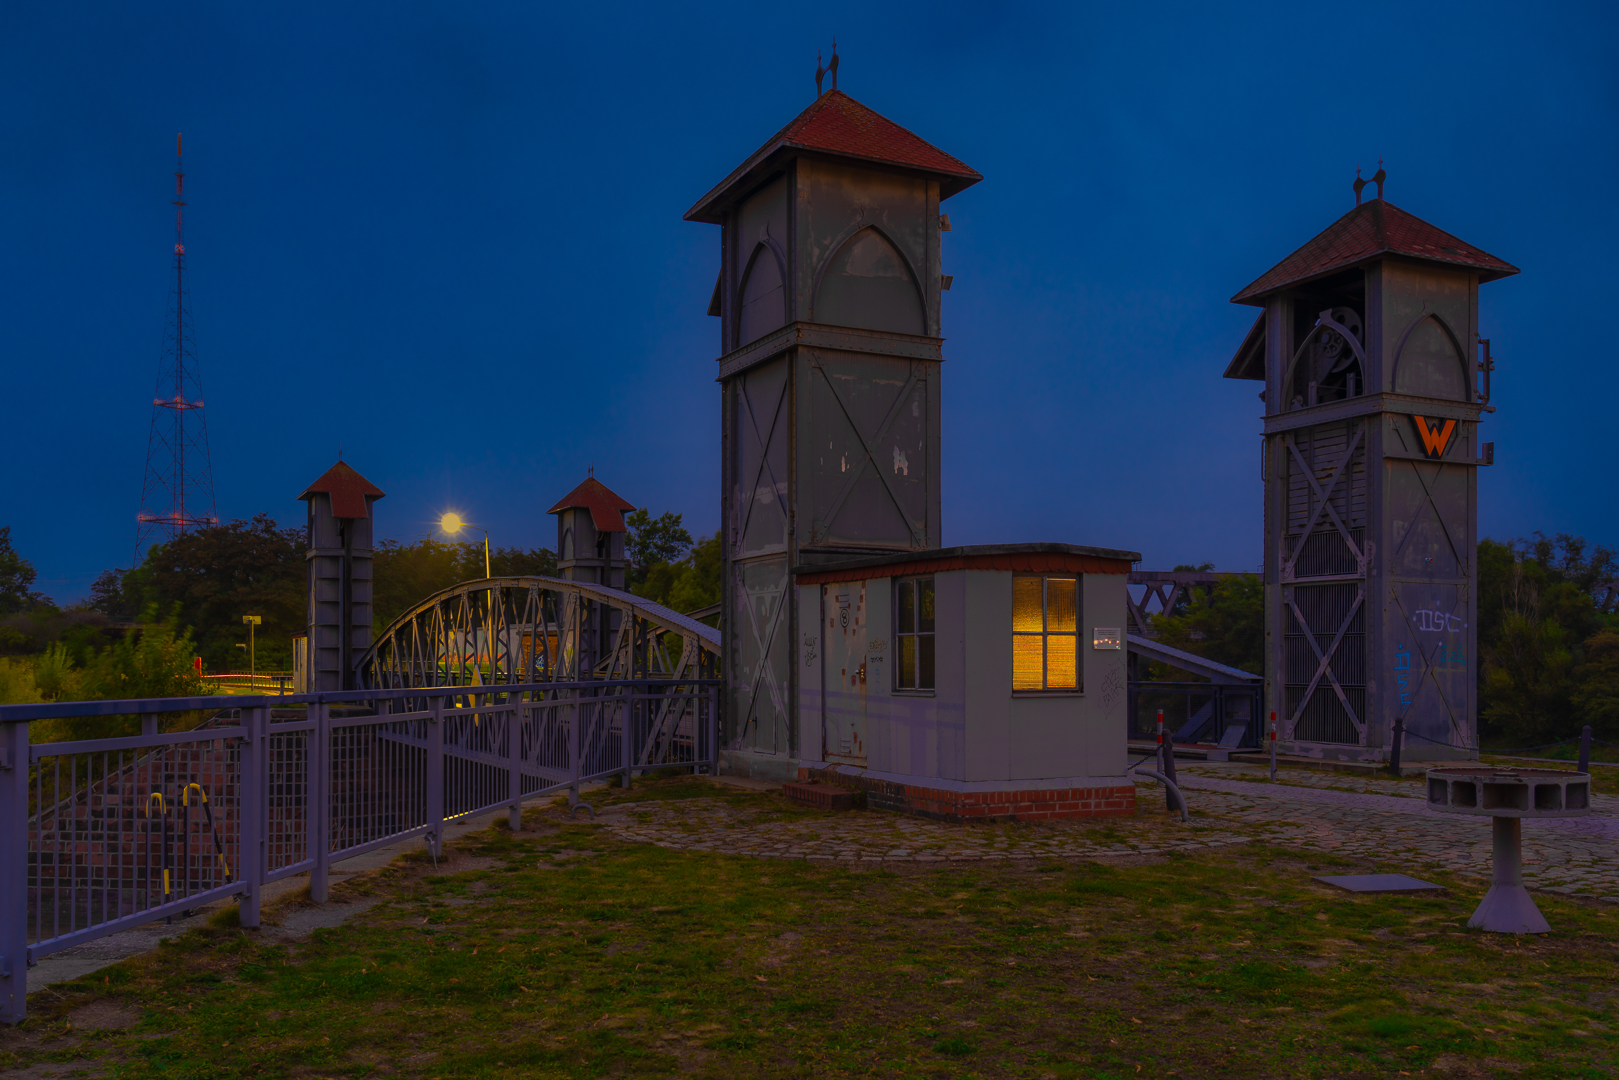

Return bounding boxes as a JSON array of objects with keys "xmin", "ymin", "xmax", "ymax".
[
  {"xmin": 1389, "ymin": 716, "xmax": 1405, "ymax": 778},
  {"xmin": 1155, "ymin": 708, "xmax": 1165, "ymax": 775},
  {"xmin": 1162, "ymin": 729, "xmax": 1182, "ymax": 813},
  {"xmin": 1578, "ymin": 725, "xmax": 1592, "ymax": 774}
]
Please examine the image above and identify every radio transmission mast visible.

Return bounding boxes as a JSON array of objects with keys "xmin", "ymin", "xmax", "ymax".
[{"xmin": 136, "ymin": 133, "xmax": 217, "ymax": 556}]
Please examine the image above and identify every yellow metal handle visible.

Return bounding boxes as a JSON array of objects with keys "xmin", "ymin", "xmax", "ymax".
[
  {"xmin": 183, "ymin": 783, "xmax": 207, "ymax": 806},
  {"xmin": 146, "ymin": 792, "xmax": 166, "ymax": 817}
]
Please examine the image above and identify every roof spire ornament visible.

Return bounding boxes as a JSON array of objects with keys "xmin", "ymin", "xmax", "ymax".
[
  {"xmin": 1353, "ymin": 159, "xmax": 1387, "ymax": 206},
  {"xmin": 815, "ymin": 40, "xmax": 839, "ymax": 97}
]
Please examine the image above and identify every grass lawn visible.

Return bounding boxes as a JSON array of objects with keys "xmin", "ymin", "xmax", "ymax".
[{"xmin": 3, "ymin": 778, "xmax": 1615, "ymax": 1079}]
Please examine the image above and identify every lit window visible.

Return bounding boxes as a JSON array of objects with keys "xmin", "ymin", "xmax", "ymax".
[
  {"xmin": 895, "ymin": 576, "xmax": 935, "ymax": 691},
  {"xmin": 1012, "ymin": 575, "xmax": 1080, "ymax": 692}
]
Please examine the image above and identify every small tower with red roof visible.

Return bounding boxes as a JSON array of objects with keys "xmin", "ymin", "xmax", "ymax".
[
  {"xmin": 547, "ymin": 476, "xmax": 635, "ymax": 589},
  {"xmin": 1224, "ymin": 185, "xmax": 1517, "ymax": 763},
  {"xmin": 685, "ymin": 79, "xmax": 980, "ymax": 778},
  {"xmin": 299, "ymin": 459, "xmax": 385, "ymax": 693}
]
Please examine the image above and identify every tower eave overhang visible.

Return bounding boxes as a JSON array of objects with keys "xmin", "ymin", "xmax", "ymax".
[
  {"xmin": 683, "ymin": 90, "xmax": 982, "ymax": 225},
  {"xmin": 1229, "ymin": 198, "xmax": 1519, "ymax": 306}
]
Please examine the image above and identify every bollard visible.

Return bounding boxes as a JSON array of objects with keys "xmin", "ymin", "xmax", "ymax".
[
  {"xmin": 1578, "ymin": 725, "xmax": 1592, "ymax": 774},
  {"xmin": 1389, "ymin": 716, "xmax": 1404, "ymax": 777},
  {"xmin": 1162, "ymin": 728, "xmax": 1181, "ymax": 814},
  {"xmin": 1268, "ymin": 711, "xmax": 1277, "ymax": 781},
  {"xmin": 1155, "ymin": 709, "xmax": 1166, "ymax": 775}
]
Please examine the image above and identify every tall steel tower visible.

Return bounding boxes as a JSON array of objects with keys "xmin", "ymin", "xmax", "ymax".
[{"xmin": 136, "ymin": 134, "xmax": 217, "ymax": 556}]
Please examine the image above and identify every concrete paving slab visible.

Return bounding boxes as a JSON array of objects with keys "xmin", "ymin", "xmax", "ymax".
[{"xmin": 1313, "ymin": 873, "xmax": 1445, "ymax": 893}]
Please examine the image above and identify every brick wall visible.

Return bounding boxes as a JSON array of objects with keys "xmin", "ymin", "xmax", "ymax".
[{"xmin": 797, "ymin": 765, "xmax": 1135, "ymax": 823}]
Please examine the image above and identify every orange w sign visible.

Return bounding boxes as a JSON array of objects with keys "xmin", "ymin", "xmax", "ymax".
[{"xmin": 1412, "ymin": 415, "xmax": 1457, "ymax": 458}]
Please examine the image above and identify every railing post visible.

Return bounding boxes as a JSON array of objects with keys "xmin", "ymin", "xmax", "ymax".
[
  {"xmin": 237, "ymin": 705, "xmax": 265, "ymax": 928},
  {"xmin": 576, "ymin": 689, "xmax": 589, "ymax": 806},
  {"xmin": 708, "ymin": 683, "xmax": 720, "ymax": 773},
  {"xmin": 508, "ymin": 693, "xmax": 523, "ymax": 832},
  {"xmin": 427, "ymin": 694, "xmax": 444, "ymax": 860},
  {"xmin": 621, "ymin": 686, "xmax": 633, "ymax": 791},
  {"xmin": 0, "ymin": 720, "xmax": 30, "ymax": 1024},
  {"xmin": 309, "ymin": 699, "xmax": 330, "ymax": 904}
]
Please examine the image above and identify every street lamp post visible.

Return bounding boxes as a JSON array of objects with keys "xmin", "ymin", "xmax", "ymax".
[
  {"xmin": 440, "ymin": 513, "xmax": 491, "ymax": 579},
  {"xmin": 242, "ymin": 615, "xmax": 262, "ymax": 683}
]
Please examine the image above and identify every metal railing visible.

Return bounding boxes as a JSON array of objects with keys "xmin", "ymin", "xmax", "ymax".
[
  {"xmin": 0, "ymin": 677, "xmax": 720, "ymax": 1023},
  {"xmin": 202, "ymin": 672, "xmax": 294, "ymax": 695},
  {"xmin": 1128, "ymin": 682, "xmax": 1263, "ymax": 749}
]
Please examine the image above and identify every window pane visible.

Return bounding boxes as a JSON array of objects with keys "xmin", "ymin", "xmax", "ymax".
[
  {"xmin": 1046, "ymin": 634, "xmax": 1077, "ymax": 689},
  {"xmin": 1012, "ymin": 634, "xmax": 1044, "ymax": 690},
  {"xmin": 898, "ymin": 634, "xmax": 916, "ymax": 689},
  {"xmin": 919, "ymin": 634, "xmax": 935, "ymax": 690},
  {"xmin": 897, "ymin": 580, "xmax": 915, "ymax": 636},
  {"xmin": 1012, "ymin": 577, "xmax": 1043, "ymax": 632},
  {"xmin": 1047, "ymin": 577, "xmax": 1077, "ymax": 633},
  {"xmin": 918, "ymin": 577, "xmax": 935, "ymax": 634}
]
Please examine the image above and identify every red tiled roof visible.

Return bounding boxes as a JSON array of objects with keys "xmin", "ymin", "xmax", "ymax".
[
  {"xmin": 685, "ymin": 90, "xmax": 982, "ymax": 224},
  {"xmin": 1232, "ymin": 199, "xmax": 1518, "ymax": 305},
  {"xmin": 298, "ymin": 460, "xmax": 385, "ymax": 519},
  {"xmin": 546, "ymin": 477, "xmax": 636, "ymax": 533}
]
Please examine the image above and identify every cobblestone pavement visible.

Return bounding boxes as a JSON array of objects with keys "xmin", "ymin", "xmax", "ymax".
[{"xmin": 597, "ymin": 763, "xmax": 1619, "ymax": 902}]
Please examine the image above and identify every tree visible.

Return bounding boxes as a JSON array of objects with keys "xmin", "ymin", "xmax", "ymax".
[
  {"xmin": 625, "ymin": 508, "xmax": 692, "ymax": 586},
  {"xmin": 87, "ymin": 568, "xmax": 135, "ymax": 621},
  {"xmin": 117, "ymin": 515, "xmax": 307, "ymax": 671},
  {"xmin": 1476, "ymin": 533, "xmax": 1619, "ymax": 743},
  {"xmin": 631, "ymin": 533, "xmax": 721, "ymax": 619},
  {"xmin": 1148, "ymin": 570, "xmax": 1264, "ymax": 677},
  {"xmin": 0, "ymin": 526, "xmax": 49, "ymax": 613},
  {"xmin": 372, "ymin": 538, "xmax": 558, "ymax": 629},
  {"xmin": 1573, "ymin": 630, "xmax": 1619, "ymax": 740}
]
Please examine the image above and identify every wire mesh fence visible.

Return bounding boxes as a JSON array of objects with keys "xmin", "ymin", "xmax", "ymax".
[{"xmin": 0, "ymin": 678, "xmax": 719, "ymax": 1023}]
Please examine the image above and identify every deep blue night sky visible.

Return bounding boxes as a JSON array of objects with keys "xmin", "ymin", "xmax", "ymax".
[{"xmin": 3, "ymin": 2, "xmax": 1614, "ymax": 603}]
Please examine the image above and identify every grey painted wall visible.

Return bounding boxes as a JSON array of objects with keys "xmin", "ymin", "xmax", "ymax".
[{"xmin": 799, "ymin": 569, "xmax": 1129, "ymax": 786}]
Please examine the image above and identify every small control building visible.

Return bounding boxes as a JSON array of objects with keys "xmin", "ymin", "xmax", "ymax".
[{"xmin": 794, "ymin": 544, "xmax": 1140, "ymax": 821}]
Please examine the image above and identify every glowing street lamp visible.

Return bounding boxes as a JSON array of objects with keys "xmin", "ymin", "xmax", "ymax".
[
  {"xmin": 440, "ymin": 512, "xmax": 491, "ymax": 579},
  {"xmin": 241, "ymin": 615, "xmax": 262, "ymax": 682}
]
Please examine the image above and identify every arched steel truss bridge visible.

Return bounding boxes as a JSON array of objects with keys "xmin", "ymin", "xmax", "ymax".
[
  {"xmin": 351, "ymin": 577, "xmax": 723, "ymax": 781},
  {"xmin": 358, "ymin": 576, "xmax": 720, "ymax": 690}
]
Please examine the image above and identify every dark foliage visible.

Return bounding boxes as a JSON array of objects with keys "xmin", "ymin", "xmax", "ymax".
[
  {"xmin": 1139, "ymin": 563, "xmax": 1264, "ymax": 679},
  {"xmin": 631, "ymin": 533, "xmax": 720, "ymax": 620},
  {"xmin": 0, "ymin": 526, "xmax": 50, "ymax": 613},
  {"xmin": 1477, "ymin": 533, "xmax": 1619, "ymax": 743},
  {"xmin": 372, "ymin": 538, "xmax": 557, "ymax": 630},
  {"xmin": 625, "ymin": 509, "xmax": 693, "ymax": 589},
  {"xmin": 114, "ymin": 515, "xmax": 308, "ymax": 671}
]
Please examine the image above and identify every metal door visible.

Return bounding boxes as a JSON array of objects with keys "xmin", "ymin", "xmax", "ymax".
[{"xmin": 822, "ymin": 583, "xmax": 868, "ymax": 766}]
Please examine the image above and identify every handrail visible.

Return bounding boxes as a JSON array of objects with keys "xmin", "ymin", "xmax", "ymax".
[{"xmin": 0, "ymin": 677, "xmax": 721, "ymax": 723}]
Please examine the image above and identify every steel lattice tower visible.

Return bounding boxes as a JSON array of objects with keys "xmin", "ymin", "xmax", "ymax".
[{"xmin": 136, "ymin": 134, "xmax": 217, "ymax": 556}]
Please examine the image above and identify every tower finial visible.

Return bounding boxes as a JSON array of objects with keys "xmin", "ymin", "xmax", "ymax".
[
  {"xmin": 816, "ymin": 49, "xmax": 826, "ymax": 97},
  {"xmin": 829, "ymin": 38, "xmax": 839, "ymax": 92},
  {"xmin": 1372, "ymin": 159, "xmax": 1385, "ymax": 201},
  {"xmin": 1353, "ymin": 166, "xmax": 1366, "ymax": 206}
]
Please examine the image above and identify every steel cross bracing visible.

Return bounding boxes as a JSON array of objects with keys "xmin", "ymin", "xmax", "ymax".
[
  {"xmin": 357, "ymin": 577, "xmax": 720, "ymax": 772},
  {"xmin": 1277, "ymin": 420, "xmax": 1370, "ymax": 744},
  {"xmin": 1281, "ymin": 426, "xmax": 1366, "ymax": 582},
  {"xmin": 808, "ymin": 356, "xmax": 925, "ymax": 546}
]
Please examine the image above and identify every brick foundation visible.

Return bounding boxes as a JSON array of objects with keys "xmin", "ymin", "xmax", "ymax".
[{"xmin": 796, "ymin": 765, "xmax": 1135, "ymax": 823}]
